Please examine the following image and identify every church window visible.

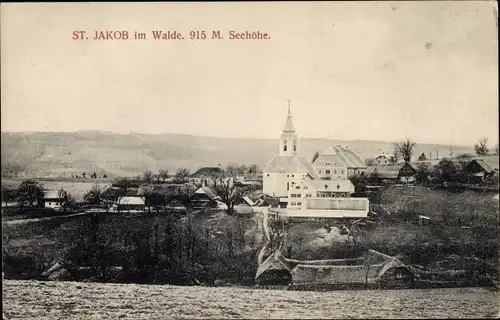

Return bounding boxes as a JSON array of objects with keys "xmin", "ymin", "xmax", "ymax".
[
  {"xmin": 296, "ymin": 186, "xmax": 300, "ymax": 189},
  {"xmin": 267, "ymin": 174, "xmax": 269, "ymax": 177},
  {"xmin": 287, "ymin": 174, "xmax": 289, "ymax": 177},
  {"xmin": 294, "ymin": 144, "xmax": 296, "ymax": 151},
  {"xmin": 292, "ymin": 174, "xmax": 294, "ymax": 177},
  {"xmin": 284, "ymin": 145, "xmax": 287, "ymax": 151},
  {"xmin": 297, "ymin": 202, "xmax": 302, "ymax": 205},
  {"xmin": 326, "ymin": 170, "xmax": 330, "ymax": 174}
]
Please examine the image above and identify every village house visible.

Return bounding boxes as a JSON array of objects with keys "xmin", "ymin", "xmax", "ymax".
[
  {"xmin": 365, "ymin": 165, "xmax": 401, "ymax": 183},
  {"xmin": 462, "ymin": 158, "xmax": 496, "ymax": 183},
  {"xmin": 256, "ymin": 248, "xmax": 415, "ymax": 289},
  {"xmin": 190, "ymin": 186, "xmax": 228, "ymax": 210},
  {"xmin": 285, "ymin": 178, "xmax": 369, "ymax": 219},
  {"xmin": 398, "ymin": 162, "xmax": 417, "ymax": 183},
  {"xmin": 189, "ymin": 167, "xmax": 226, "ymax": 187},
  {"xmin": 43, "ymin": 189, "xmax": 65, "ymax": 210},
  {"xmin": 116, "ymin": 196, "xmax": 145, "ymax": 212},
  {"xmin": 313, "ymin": 145, "xmax": 367, "ymax": 179},
  {"xmin": 234, "ymin": 196, "xmax": 256, "ymax": 214},
  {"xmin": 374, "ymin": 153, "xmax": 393, "ymax": 166},
  {"xmin": 474, "ymin": 155, "xmax": 499, "ymax": 172}
]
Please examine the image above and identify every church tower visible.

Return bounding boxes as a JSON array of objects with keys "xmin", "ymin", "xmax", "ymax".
[{"xmin": 279, "ymin": 100, "xmax": 298, "ymax": 156}]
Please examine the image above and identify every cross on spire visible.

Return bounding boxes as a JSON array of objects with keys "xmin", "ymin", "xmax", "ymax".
[{"xmin": 287, "ymin": 99, "xmax": 291, "ymax": 115}]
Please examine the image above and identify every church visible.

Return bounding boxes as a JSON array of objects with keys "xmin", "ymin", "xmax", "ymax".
[
  {"xmin": 262, "ymin": 103, "xmax": 318, "ymax": 198},
  {"xmin": 262, "ymin": 102, "xmax": 370, "ymax": 219}
]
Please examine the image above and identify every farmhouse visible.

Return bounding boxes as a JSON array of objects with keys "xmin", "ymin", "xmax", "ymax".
[
  {"xmin": 312, "ymin": 145, "xmax": 367, "ymax": 179},
  {"xmin": 189, "ymin": 167, "xmax": 226, "ymax": 186},
  {"xmin": 365, "ymin": 165, "xmax": 401, "ymax": 183},
  {"xmin": 256, "ymin": 249, "xmax": 415, "ymax": 289},
  {"xmin": 475, "ymin": 155, "xmax": 499, "ymax": 172},
  {"xmin": 117, "ymin": 196, "xmax": 145, "ymax": 212},
  {"xmin": 374, "ymin": 153, "xmax": 392, "ymax": 166},
  {"xmin": 43, "ymin": 189, "xmax": 65, "ymax": 210},
  {"xmin": 234, "ymin": 196, "xmax": 256, "ymax": 214},
  {"xmin": 398, "ymin": 162, "xmax": 417, "ymax": 183},
  {"xmin": 190, "ymin": 186, "xmax": 228, "ymax": 210},
  {"xmin": 463, "ymin": 158, "xmax": 496, "ymax": 182}
]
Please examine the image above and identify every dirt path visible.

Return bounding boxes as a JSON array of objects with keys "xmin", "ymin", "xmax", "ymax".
[
  {"xmin": 2, "ymin": 211, "xmax": 93, "ymax": 226},
  {"xmin": 257, "ymin": 208, "xmax": 271, "ymax": 265}
]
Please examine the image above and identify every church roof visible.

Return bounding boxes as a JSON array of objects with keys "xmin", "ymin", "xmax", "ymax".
[
  {"xmin": 282, "ymin": 106, "xmax": 296, "ymax": 133},
  {"xmin": 263, "ymin": 155, "xmax": 319, "ymax": 178},
  {"xmin": 313, "ymin": 145, "xmax": 367, "ymax": 168}
]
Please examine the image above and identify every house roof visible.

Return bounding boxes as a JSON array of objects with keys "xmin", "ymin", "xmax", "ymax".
[
  {"xmin": 255, "ymin": 249, "xmax": 293, "ymax": 280},
  {"xmin": 256, "ymin": 249, "xmax": 412, "ymax": 284},
  {"xmin": 190, "ymin": 167, "xmax": 225, "ymax": 178},
  {"xmin": 365, "ymin": 165, "xmax": 401, "ymax": 179},
  {"xmin": 466, "ymin": 159, "xmax": 495, "ymax": 174},
  {"xmin": 307, "ymin": 179, "xmax": 354, "ymax": 192},
  {"xmin": 242, "ymin": 196, "xmax": 255, "ymax": 206},
  {"xmin": 263, "ymin": 155, "xmax": 319, "ymax": 178},
  {"xmin": 44, "ymin": 189, "xmax": 64, "ymax": 199},
  {"xmin": 473, "ymin": 155, "xmax": 499, "ymax": 171},
  {"xmin": 194, "ymin": 186, "xmax": 219, "ymax": 200},
  {"xmin": 313, "ymin": 145, "xmax": 366, "ymax": 169},
  {"xmin": 399, "ymin": 162, "xmax": 417, "ymax": 172},
  {"xmin": 118, "ymin": 196, "xmax": 145, "ymax": 205}
]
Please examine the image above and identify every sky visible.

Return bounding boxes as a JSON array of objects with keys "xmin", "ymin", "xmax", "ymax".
[{"xmin": 1, "ymin": 1, "xmax": 498, "ymax": 147}]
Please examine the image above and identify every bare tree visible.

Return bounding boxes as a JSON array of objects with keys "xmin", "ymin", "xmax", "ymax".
[
  {"xmin": 225, "ymin": 164, "xmax": 238, "ymax": 177},
  {"xmin": 59, "ymin": 189, "xmax": 77, "ymax": 213},
  {"xmin": 143, "ymin": 170, "xmax": 153, "ymax": 183},
  {"xmin": 175, "ymin": 168, "xmax": 191, "ymax": 182},
  {"xmin": 237, "ymin": 165, "xmax": 248, "ymax": 175},
  {"xmin": 83, "ymin": 184, "xmax": 103, "ymax": 207},
  {"xmin": 456, "ymin": 153, "xmax": 473, "ymax": 170},
  {"xmin": 391, "ymin": 143, "xmax": 401, "ymax": 164},
  {"xmin": 268, "ymin": 213, "xmax": 290, "ymax": 250},
  {"xmin": 415, "ymin": 163, "xmax": 430, "ymax": 184},
  {"xmin": 247, "ymin": 164, "xmax": 259, "ymax": 175},
  {"xmin": 212, "ymin": 176, "xmax": 246, "ymax": 215},
  {"xmin": 398, "ymin": 139, "xmax": 416, "ymax": 163},
  {"xmin": 474, "ymin": 137, "xmax": 489, "ymax": 156},
  {"xmin": 17, "ymin": 180, "xmax": 44, "ymax": 207},
  {"xmin": 158, "ymin": 169, "xmax": 169, "ymax": 182}
]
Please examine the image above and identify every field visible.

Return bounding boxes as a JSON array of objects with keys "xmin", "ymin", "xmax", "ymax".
[
  {"xmin": 1, "ymin": 131, "xmax": 474, "ymax": 178},
  {"xmin": 3, "ymin": 280, "xmax": 499, "ymax": 319},
  {"xmin": 2, "ymin": 179, "xmax": 111, "ymax": 202}
]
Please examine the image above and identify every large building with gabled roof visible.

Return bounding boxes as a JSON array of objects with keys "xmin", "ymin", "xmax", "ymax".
[{"xmin": 312, "ymin": 145, "xmax": 367, "ymax": 179}]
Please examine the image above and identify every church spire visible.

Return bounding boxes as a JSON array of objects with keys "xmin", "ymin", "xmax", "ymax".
[{"xmin": 283, "ymin": 99, "xmax": 295, "ymax": 133}]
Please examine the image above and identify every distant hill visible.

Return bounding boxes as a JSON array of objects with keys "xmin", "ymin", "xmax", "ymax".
[{"xmin": 1, "ymin": 131, "xmax": 474, "ymax": 178}]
